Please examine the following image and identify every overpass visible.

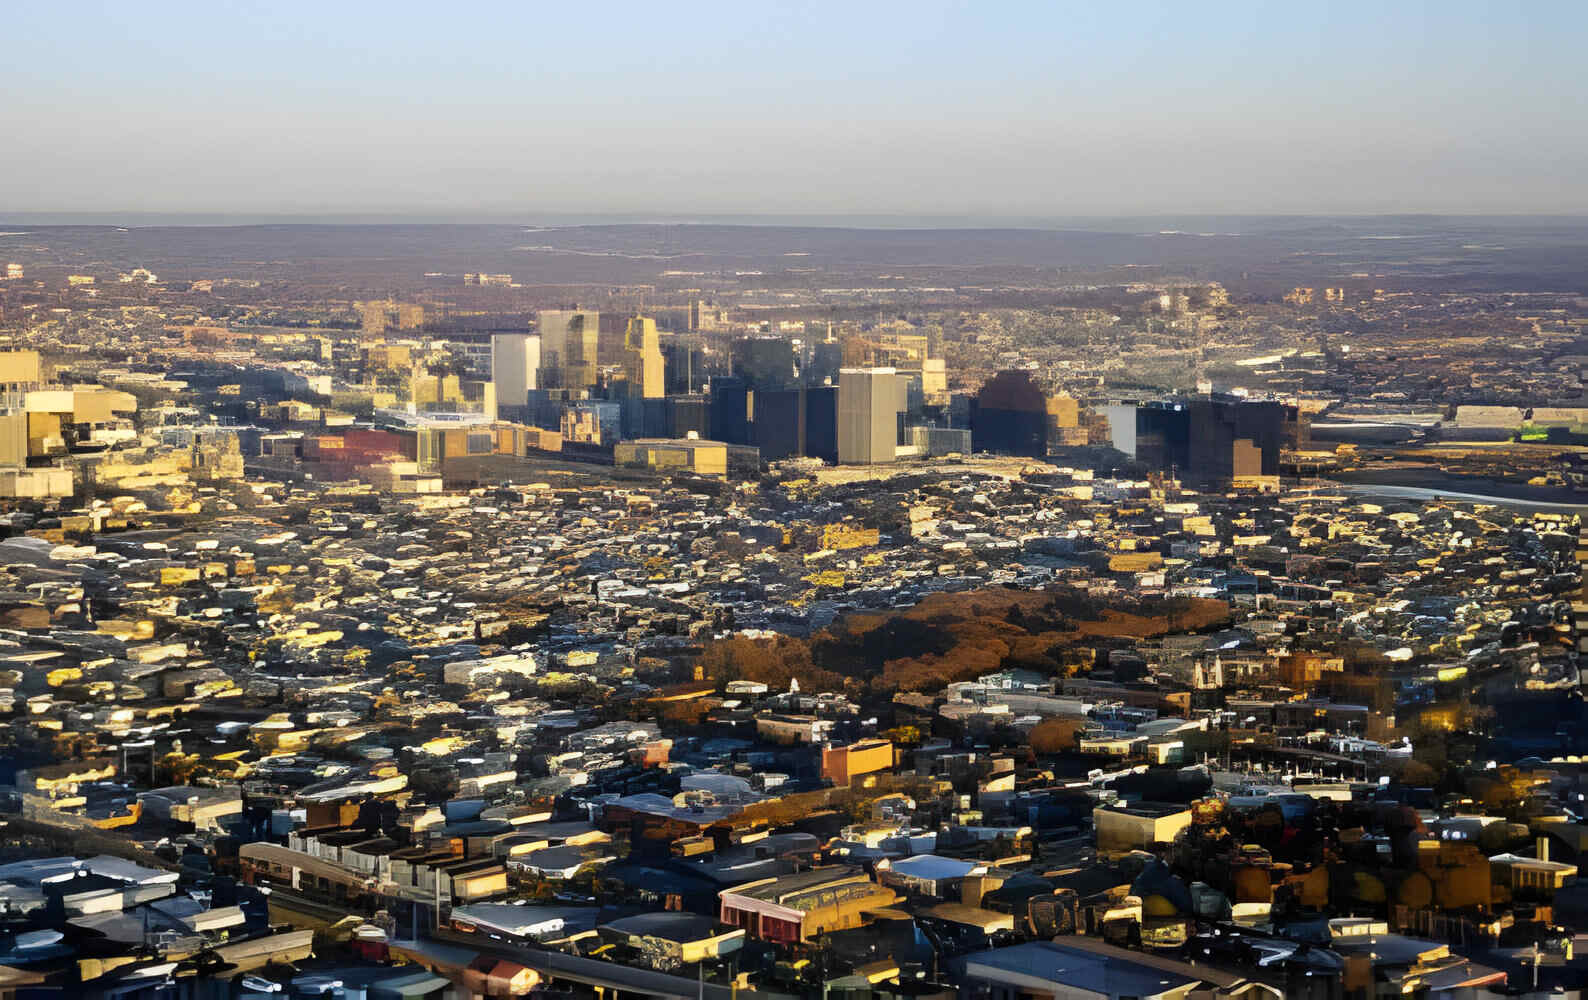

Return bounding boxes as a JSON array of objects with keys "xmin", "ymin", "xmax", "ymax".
[
  {"xmin": 260, "ymin": 884, "xmax": 800, "ymax": 999},
  {"xmin": 1227, "ymin": 741, "xmax": 1373, "ymax": 779},
  {"xmin": 397, "ymin": 926, "xmax": 800, "ymax": 1000}
]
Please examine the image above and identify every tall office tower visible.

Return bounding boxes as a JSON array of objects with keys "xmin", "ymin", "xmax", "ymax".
[
  {"xmin": 490, "ymin": 332, "xmax": 540, "ymax": 417},
  {"xmin": 808, "ymin": 340, "xmax": 843, "ymax": 386},
  {"xmin": 1046, "ymin": 393, "xmax": 1086, "ymax": 447},
  {"xmin": 623, "ymin": 317, "xmax": 665, "ymax": 398},
  {"xmin": 1134, "ymin": 400, "xmax": 1192, "ymax": 474},
  {"xmin": 803, "ymin": 385, "xmax": 839, "ymax": 464},
  {"xmin": 708, "ymin": 376, "xmax": 752, "ymax": 446},
  {"xmin": 970, "ymin": 370, "xmax": 1048, "ymax": 457},
  {"xmin": 731, "ymin": 336, "xmax": 796, "ymax": 390},
  {"xmin": 1103, "ymin": 403, "xmax": 1140, "ymax": 458},
  {"xmin": 897, "ymin": 371, "xmax": 925, "ymax": 418},
  {"xmin": 662, "ymin": 340, "xmax": 708, "ymax": 395},
  {"xmin": 752, "ymin": 388, "xmax": 804, "ymax": 461},
  {"xmin": 1105, "ymin": 395, "xmax": 1289, "ymax": 487},
  {"xmin": 837, "ymin": 367, "xmax": 901, "ymax": 465},
  {"xmin": 668, "ymin": 395, "xmax": 710, "ymax": 439},
  {"xmin": 1280, "ymin": 403, "xmax": 1311, "ymax": 450},
  {"xmin": 1186, "ymin": 397, "xmax": 1287, "ymax": 486},
  {"xmin": 537, "ymin": 310, "xmax": 600, "ymax": 392},
  {"xmin": 597, "ymin": 312, "xmax": 631, "ymax": 366}
]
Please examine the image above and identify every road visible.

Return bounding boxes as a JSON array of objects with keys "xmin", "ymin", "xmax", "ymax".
[{"xmin": 427, "ymin": 926, "xmax": 799, "ymax": 1000}]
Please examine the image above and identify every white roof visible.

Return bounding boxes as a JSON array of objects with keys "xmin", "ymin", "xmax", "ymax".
[{"xmin": 886, "ymin": 854, "xmax": 982, "ymax": 881}]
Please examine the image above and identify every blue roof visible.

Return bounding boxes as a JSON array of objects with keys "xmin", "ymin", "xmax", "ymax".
[{"xmin": 888, "ymin": 855, "xmax": 980, "ymax": 881}]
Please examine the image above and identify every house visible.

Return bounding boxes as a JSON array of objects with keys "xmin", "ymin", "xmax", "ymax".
[{"xmin": 462, "ymin": 955, "xmax": 541, "ymax": 998}]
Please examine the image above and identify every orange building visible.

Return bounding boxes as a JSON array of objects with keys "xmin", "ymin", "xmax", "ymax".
[
  {"xmin": 1276, "ymin": 653, "xmax": 1345, "ymax": 689},
  {"xmin": 821, "ymin": 739, "xmax": 894, "ymax": 786}
]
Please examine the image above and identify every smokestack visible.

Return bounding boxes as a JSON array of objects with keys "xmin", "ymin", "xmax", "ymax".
[{"xmin": 1538, "ymin": 836, "xmax": 1550, "ymax": 863}]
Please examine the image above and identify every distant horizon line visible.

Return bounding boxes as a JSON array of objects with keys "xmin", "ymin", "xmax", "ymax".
[{"xmin": 3, "ymin": 210, "xmax": 1587, "ymax": 231}]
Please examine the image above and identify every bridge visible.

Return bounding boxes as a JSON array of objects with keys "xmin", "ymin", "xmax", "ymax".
[
  {"xmin": 396, "ymin": 927, "xmax": 800, "ymax": 1000},
  {"xmin": 259, "ymin": 883, "xmax": 799, "ymax": 999}
]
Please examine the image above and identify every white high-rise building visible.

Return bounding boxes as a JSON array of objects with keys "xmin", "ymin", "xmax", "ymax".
[{"xmin": 491, "ymin": 332, "xmax": 540, "ymax": 415}]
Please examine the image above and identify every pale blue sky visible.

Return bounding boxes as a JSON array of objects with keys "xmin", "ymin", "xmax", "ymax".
[{"xmin": 5, "ymin": 0, "xmax": 1584, "ymax": 217}]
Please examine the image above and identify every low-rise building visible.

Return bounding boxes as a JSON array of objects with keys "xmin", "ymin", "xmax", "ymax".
[{"xmin": 719, "ymin": 866, "xmax": 897, "ymax": 944}]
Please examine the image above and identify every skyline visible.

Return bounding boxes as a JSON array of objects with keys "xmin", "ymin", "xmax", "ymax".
[
  {"xmin": 6, "ymin": 13, "xmax": 1588, "ymax": 987},
  {"xmin": 7, "ymin": 0, "xmax": 1586, "ymax": 217}
]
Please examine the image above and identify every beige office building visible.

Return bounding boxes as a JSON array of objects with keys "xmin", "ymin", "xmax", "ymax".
[{"xmin": 837, "ymin": 367, "xmax": 900, "ymax": 464}]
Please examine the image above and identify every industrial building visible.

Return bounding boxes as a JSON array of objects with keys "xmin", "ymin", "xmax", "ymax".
[{"xmin": 719, "ymin": 866, "xmax": 897, "ymax": 944}]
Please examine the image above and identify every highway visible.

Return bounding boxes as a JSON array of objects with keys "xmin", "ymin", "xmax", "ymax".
[{"xmin": 425, "ymin": 926, "xmax": 800, "ymax": 1000}]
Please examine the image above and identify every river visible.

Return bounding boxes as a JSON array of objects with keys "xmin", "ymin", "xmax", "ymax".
[{"xmin": 1319, "ymin": 469, "xmax": 1588, "ymax": 513}]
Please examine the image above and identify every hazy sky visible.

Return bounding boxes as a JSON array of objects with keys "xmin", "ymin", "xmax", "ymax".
[{"xmin": 6, "ymin": 0, "xmax": 1585, "ymax": 218}]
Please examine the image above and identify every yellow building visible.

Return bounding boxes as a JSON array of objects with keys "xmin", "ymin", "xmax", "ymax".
[
  {"xmin": 1094, "ymin": 803, "xmax": 1192, "ymax": 856},
  {"xmin": 523, "ymin": 426, "xmax": 562, "ymax": 452},
  {"xmin": 363, "ymin": 342, "xmax": 414, "ymax": 371},
  {"xmin": 19, "ymin": 387, "xmax": 137, "ymax": 458},
  {"xmin": 358, "ymin": 300, "xmax": 424, "ymax": 335},
  {"xmin": 1108, "ymin": 551, "xmax": 1164, "ymax": 573},
  {"xmin": 821, "ymin": 739, "xmax": 894, "ymax": 786},
  {"xmin": 0, "ymin": 412, "xmax": 28, "ymax": 467},
  {"xmin": 0, "ymin": 466, "xmax": 72, "ymax": 498},
  {"xmin": 614, "ymin": 438, "xmax": 729, "ymax": 477},
  {"xmin": 538, "ymin": 309, "xmax": 600, "ymax": 391},
  {"xmin": 623, "ymin": 317, "xmax": 665, "ymax": 398},
  {"xmin": 414, "ymin": 420, "xmax": 544, "ymax": 472},
  {"xmin": 448, "ymin": 861, "xmax": 510, "ymax": 902},
  {"xmin": 23, "ymin": 758, "xmax": 118, "ymax": 800},
  {"xmin": 561, "ymin": 408, "xmax": 603, "ymax": 445},
  {"xmin": 411, "ymin": 371, "xmax": 497, "ymax": 419},
  {"xmin": 599, "ymin": 914, "xmax": 745, "ymax": 964},
  {"xmin": 359, "ymin": 461, "xmax": 443, "ymax": 494},
  {"xmin": 1490, "ymin": 842, "xmax": 1578, "ymax": 898},
  {"xmin": 1276, "ymin": 653, "xmax": 1345, "ymax": 688},
  {"xmin": 0, "ymin": 350, "xmax": 43, "ymax": 394},
  {"xmin": 821, "ymin": 524, "xmax": 880, "ymax": 550},
  {"xmin": 1046, "ymin": 393, "xmax": 1079, "ymax": 428},
  {"xmin": 720, "ymin": 866, "xmax": 896, "ymax": 943}
]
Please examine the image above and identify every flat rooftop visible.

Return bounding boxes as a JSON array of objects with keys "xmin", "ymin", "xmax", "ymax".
[
  {"xmin": 963, "ymin": 940, "xmax": 1200, "ymax": 995},
  {"xmin": 730, "ymin": 865, "xmax": 865, "ymax": 901},
  {"xmin": 1097, "ymin": 802, "xmax": 1190, "ymax": 819}
]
